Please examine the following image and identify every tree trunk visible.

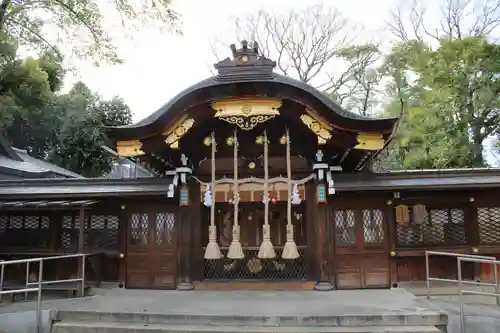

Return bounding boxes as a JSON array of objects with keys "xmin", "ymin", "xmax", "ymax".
[
  {"xmin": 0, "ymin": 0, "xmax": 10, "ymax": 32},
  {"xmin": 471, "ymin": 129, "xmax": 485, "ymax": 167}
]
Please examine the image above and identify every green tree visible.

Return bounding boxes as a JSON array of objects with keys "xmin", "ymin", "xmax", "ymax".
[
  {"xmin": 47, "ymin": 82, "xmax": 133, "ymax": 177},
  {"xmin": 380, "ymin": 0, "xmax": 500, "ymax": 170},
  {"xmin": 380, "ymin": 36, "xmax": 500, "ymax": 169},
  {"xmin": 0, "ymin": 51, "xmax": 64, "ymax": 157},
  {"xmin": 0, "ymin": 0, "xmax": 181, "ymax": 64}
]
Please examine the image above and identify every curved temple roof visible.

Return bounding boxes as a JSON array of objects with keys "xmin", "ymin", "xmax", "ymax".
[{"xmin": 106, "ymin": 41, "xmax": 399, "ymax": 141}]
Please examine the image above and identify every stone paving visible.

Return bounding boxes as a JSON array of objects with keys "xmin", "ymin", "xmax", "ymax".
[
  {"xmin": 0, "ymin": 288, "xmax": 440, "ymax": 316},
  {"xmin": 1, "ymin": 287, "xmax": 500, "ymax": 333}
]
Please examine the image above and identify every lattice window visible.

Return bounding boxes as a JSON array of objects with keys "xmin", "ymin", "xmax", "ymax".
[
  {"xmin": 363, "ymin": 209, "xmax": 384, "ymax": 244},
  {"xmin": 335, "ymin": 210, "xmax": 356, "ymax": 245},
  {"xmin": 396, "ymin": 207, "xmax": 466, "ymax": 246},
  {"xmin": 25, "ymin": 216, "xmax": 39, "ymax": 228},
  {"xmin": 204, "ymin": 247, "xmax": 307, "ymax": 280},
  {"xmin": 478, "ymin": 207, "xmax": 500, "ymax": 244},
  {"xmin": 155, "ymin": 212, "xmax": 175, "ymax": 246},
  {"xmin": 10, "ymin": 216, "xmax": 23, "ymax": 228},
  {"xmin": 1, "ymin": 215, "xmax": 50, "ymax": 247},
  {"xmin": 60, "ymin": 215, "xmax": 77, "ymax": 249},
  {"xmin": 0, "ymin": 215, "xmax": 7, "ymax": 237},
  {"xmin": 62, "ymin": 216, "xmax": 74, "ymax": 228},
  {"xmin": 131, "ymin": 213, "xmax": 148, "ymax": 245},
  {"xmin": 86, "ymin": 215, "xmax": 120, "ymax": 250},
  {"xmin": 41, "ymin": 216, "xmax": 50, "ymax": 228}
]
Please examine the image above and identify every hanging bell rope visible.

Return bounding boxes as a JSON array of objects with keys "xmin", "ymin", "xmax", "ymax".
[
  {"xmin": 258, "ymin": 130, "xmax": 276, "ymax": 259},
  {"xmin": 227, "ymin": 129, "xmax": 244, "ymax": 259},
  {"xmin": 282, "ymin": 128, "xmax": 299, "ymax": 260},
  {"xmin": 204, "ymin": 132, "xmax": 222, "ymax": 259}
]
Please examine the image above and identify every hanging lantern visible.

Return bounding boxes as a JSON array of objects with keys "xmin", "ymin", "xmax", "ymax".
[
  {"xmin": 179, "ymin": 186, "xmax": 189, "ymax": 207},
  {"xmin": 316, "ymin": 184, "xmax": 326, "ymax": 204}
]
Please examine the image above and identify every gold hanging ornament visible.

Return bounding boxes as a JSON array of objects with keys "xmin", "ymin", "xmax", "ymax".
[
  {"xmin": 204, "ymin": 132, "xmax": 222, "ymax": 259},
  {"xmin": 282, "ymin": 128, "xmax": 299, "ymax": 260},
  {"xmin": 227, "ymin": 129, "xmax": 245, "ymax": 259},
  {"xmin": 258, "ymin": 130, "xmax": 276, "ymax": 259}
]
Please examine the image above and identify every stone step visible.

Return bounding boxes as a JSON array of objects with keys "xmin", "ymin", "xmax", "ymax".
[
  {"xmin": 51, "ymin": 322, "xmax": 442, "ymax": 333},
  {"xmin": 52, "ymin": 311, "xmax": 448, "ymax": 328}
]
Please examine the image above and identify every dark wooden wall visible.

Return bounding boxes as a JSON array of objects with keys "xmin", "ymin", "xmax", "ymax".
[{"xmin": 388, "ymin": 189, "xmax": 500, "ymax": 283}]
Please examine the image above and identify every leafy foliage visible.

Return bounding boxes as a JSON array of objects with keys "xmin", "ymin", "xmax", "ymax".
[
  {"xmin": 0, "ymin": 51, "xmax": 133, "ymax": 176},
  {"xmin": 0, "ymin": 0, "xmax": 181, "ymax": 64},
  {"xmin": 379, "ymin": 36, "xmax": 500, "ymax": 169}
]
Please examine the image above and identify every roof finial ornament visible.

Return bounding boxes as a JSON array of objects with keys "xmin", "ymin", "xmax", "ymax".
[
  {"xmin": 214, "ymin": 40, "xmax": 277, "ymax": 80},
  {"xmin": 230, "ymin": 44, "xmax": 237, "ymax": 57},
  {"xmin": 253, "ymin": 41, "xmax": 259, "ymax": 53}
]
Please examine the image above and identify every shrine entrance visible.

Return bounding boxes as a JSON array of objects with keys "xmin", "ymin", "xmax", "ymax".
[
  {"xmin": 125, "ymin": 207, "xmax": 178, "ymax": 289},
  {"xmin": 202, "ymin": 201, "xmax": 308, "ymax": 281},
  {"xmin": 332, "ymin": 202, "xmax": 391, "ymax": 289}
]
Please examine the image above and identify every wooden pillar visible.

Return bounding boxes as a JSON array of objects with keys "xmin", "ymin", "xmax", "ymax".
[
  {"xmin": 314, "ymin": 183, "xmax": 334, "ymax": 291},
  {"xmin": 386, "ymin": 200, "xmax": 398, "ymax": 286},
  {"xmin": 191, "ymin": 183, "xmax": 203, "ymax": 281},
  {"xmin": 177, "ymin": 181, "xmax": 195, "ymax": 291},
  {"xmin": 305, "ymin": 182, "xmax": 317, "ymax": 280},
  {"xmin": 77, "ymin": 207, "xmax": 85, "ymax": 296},
  {"xmin": 118, "ymin": 203, "xmax": 127, "ymax": 287},
  {"xmin": 465, "ymin": 195, "xmax": 480, "ymax": 280}
]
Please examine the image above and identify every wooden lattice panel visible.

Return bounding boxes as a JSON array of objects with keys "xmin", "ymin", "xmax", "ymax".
[
  {"xmin": 155, "ymin": 213, "xmax": 175, "ymax": 246},
  {"xmin": 131, "ymin": 213, "xmax": 148, "ymax": 245},
  {"xmin": 335, "ymin": 209, "xmax": 356, "ymax": 245},
  {"xmin": 204, "ymin": 247, "xmax": 307, "ymax": 280},
  {"xmin": 85, "ymin": 215, "xmax": 119, "ymax": 250},
  {"xmin": 396, "ymin": 208, "xmax": 466, "ymax": 247},
  {"xmin": 478, "ymin": 207, "xmax": 500, "ymax": 244},
  {"xmin": 363, "ymin": 209, "xmax": 384, "ymax": 244}
]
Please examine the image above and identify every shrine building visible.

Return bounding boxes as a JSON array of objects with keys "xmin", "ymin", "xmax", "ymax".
[{"xmin": 1, "ymin": 41, "xmax": 500, "ymax": 291}]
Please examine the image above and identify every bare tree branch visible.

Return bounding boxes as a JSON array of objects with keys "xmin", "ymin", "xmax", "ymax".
[
  {"xmin": 388, "ymin": 0, "xmax": 500, "ymax": 43},
  {"xmin": 209, "ymin": 4, "xmax": 382, "ymax": 115}
]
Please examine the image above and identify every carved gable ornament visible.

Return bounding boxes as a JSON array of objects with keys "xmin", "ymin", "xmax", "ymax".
[
  {"xmin": 211, "ymin": 98, "xmax": 282, "ymax": 131},
  {"xmin": 213, "ymin": 40, "xmax": 276, "ymax": 80}
]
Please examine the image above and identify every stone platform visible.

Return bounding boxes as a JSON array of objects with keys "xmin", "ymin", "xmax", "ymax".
[{"xmin": 1, "ymin": 289, "xmax": 447, "ymax": 333}]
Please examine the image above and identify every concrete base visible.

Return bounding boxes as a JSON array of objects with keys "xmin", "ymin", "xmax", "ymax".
[
  {"xmin": 176, "ymin": 282, "xmax": 195, "ymax": 291},
  {"xmin": 1, "ymin": 289, "xmax": 448, "ymax": 333},
  {"xmin": 314, "ymin": 281, "xmax": 335, "ymax": 291}
]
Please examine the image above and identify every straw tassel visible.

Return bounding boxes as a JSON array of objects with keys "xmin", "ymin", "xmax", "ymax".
[
  {"xmin": 258, "ymin": 130, "xmax": 276, "ymax": 259},
  {"xmin": 227, "ymin": 129, "xmax": 244, "ymax": 259},
  {"xmin": 282, "ymin": 128, "xmax": 299, "ymax": 259},
  {"xmin": 204, "ymin": 132, "xmax": 222, "ymax": 259}
]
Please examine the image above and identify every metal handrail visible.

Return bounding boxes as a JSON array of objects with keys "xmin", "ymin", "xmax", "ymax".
[
  {"xmin": 425, "ymin": 250, "xmax": 497, "ymax": 299},
  {"xmin": 0, "ymin": 253, "xmax": 87, "ymax": 333},
  {"xmin": 457, "ymin": 256, "xmax": 500, "ymax": 333}
]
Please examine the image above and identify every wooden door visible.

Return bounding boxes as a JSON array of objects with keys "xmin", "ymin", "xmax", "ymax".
[
  {"xmin": 126, "ymin": 210, "xmax": 177, "ymax": 289},
  {"xmin": 333, "ymin": 206, "xmax": 390, "ymax": 289}
]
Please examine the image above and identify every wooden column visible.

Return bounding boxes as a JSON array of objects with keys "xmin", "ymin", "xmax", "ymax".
[
  {"xmin": 118, "ymin": 203, "xmax": 127, "ymax": 287},
  {"xmin": 191, "ymin": 183, "xmax": 203, "ymax": 281},
  {"xmin": 465, "ymin": 195, "xmax": 480, "ymax": 280},
  {"xmin": 305, "ymin": 182, "xmax": 317, "ymax": 280},
  {"xmin": 314, "ymin": 184, "xmax": 334, "ymax": 291},
  {"xmin": 77, "ymin": 207, "xmax": 85, "ymax": 296},
  {"xmin": 386, "ymin": 200, "xmax": 398, "ymax": 286},
  {"xmin": 177, "ymin": 181, "xmax": 195, "ymax": 291}
]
